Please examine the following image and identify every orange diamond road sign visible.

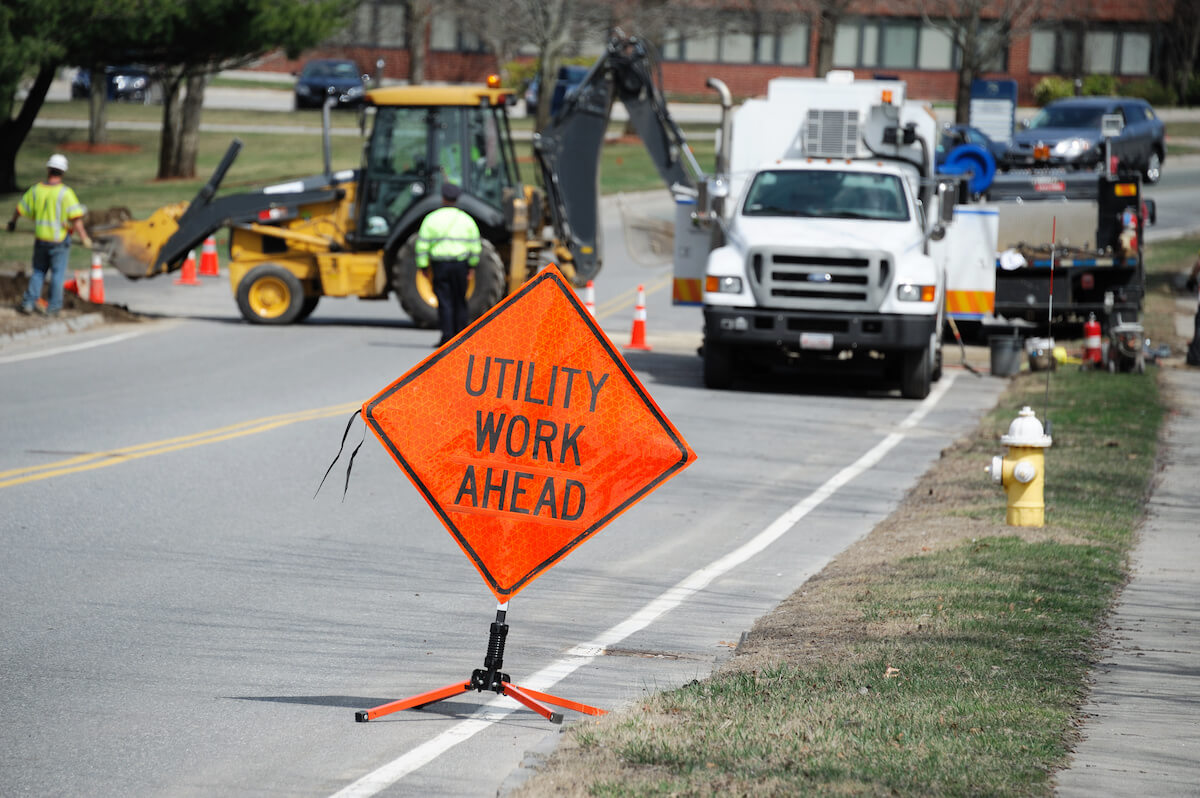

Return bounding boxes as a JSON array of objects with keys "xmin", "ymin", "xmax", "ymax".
[{"xmin": 364, "ymin": 266, "xmax": 696, "ymax": 601}]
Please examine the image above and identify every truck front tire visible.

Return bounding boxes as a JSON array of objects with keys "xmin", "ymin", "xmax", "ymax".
[
  {"xmin": 236, "ymin": 264, "xmax": 306, "ymax": 325},
  {"xmin": 900, "ymin": 341, "xmax": 933, "ymax": 399},
  {"xmin": 392, "ymin": 234, "xmax": 506, "ymax": 329},
  {"xmin": 703, "ymin": 340, "xmax": 735, "ymax": 389}
]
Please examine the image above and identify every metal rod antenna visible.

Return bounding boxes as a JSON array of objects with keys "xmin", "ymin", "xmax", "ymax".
[{"xmin": 1045, "ymin": 217, "xmax": 1056, "ymax": 428}]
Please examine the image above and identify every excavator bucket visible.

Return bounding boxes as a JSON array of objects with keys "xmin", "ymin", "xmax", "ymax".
[{"xmin": 93, "ymin": 202, "xmax": 189, "ymax": 278}]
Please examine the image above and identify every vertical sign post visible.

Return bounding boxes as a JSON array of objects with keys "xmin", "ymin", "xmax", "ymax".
[{"xmin": 356, "ymin": 266, "xmax": 696, "ymax": 723}]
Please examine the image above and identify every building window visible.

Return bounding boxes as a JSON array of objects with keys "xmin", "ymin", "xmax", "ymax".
[
  {"xmin": 375, "ymin": 2, "xmax": 406, "ymax": 49},
  {"xmin": 918, "ymin": 24, "xmax": 954, "ymax": 70},
  {"xmin": 688, "ymin": 30, "xmax": 720, "ymax": 62},
  {"xmin": 880, "ymin": 21, "xmax": 918, "ymax": 69},
  {"xmin": 834, "ymin": 17, "xmax": 1006, "ymax": 72},
  {"xmin": 778, "ymin": 23, "xmax": 810, "ymax": 65},
  {"xmin": 758, "ymin": 31, "xmax": 778, "ymax": 63},
  {"xmin": 1085, "ymin": 31, "xmax": 1116, "ymax": 74},
  {"xmin": 1119, "ymin": 32, "xmax": 1151, "ymax": 75},
  {"xmin": 1028, "ymin": 30, "xmax": 1054, "ymax": 73},
  {"xmin": 663, "ymin": 21, "xmax": 809, "ymax": 66},
  {"xmin": 1031, "ymin": 26, "xmax": 1150, "ymax": 76},
  {"xmin": 430, "ymin": 10, "xmax": 484, "ymax": 52},
  {"xmin": 832, "ymin": 24, "xmax": 858, "ymax": 67},
  {"xmin": 326, "ymin": 0, "xmax": 405, "ymax": 48},
  {"xmin": 723, "ymin": 29, "xmax": 755, "ymax": 64}
]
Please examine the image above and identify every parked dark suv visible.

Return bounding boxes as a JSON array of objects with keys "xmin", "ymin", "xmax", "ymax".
[
  {"xmin": 1004, "ymin": 96, "xmax": 1165, "ymax": 183},
  {"xmin": 293, "ymin": 59, "xmax": 366, "ymax": 110}
]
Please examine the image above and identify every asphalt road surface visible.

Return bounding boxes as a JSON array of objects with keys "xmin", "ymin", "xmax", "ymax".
[{"xmin": 0, "ymin": 190, "xmax": 1044, "ymax": 798}]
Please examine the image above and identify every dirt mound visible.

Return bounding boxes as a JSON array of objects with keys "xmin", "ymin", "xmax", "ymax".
[{"xmin": 0, "ymin": 272, "xmax": 146, "ymax": 337}]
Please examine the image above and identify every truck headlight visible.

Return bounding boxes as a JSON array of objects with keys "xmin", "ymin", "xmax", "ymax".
[
  {"xmin": 896, "ymin": 284, "xmax": 935, "ymax": 302},
  {"xmin": 1052, "ymin": 138, "xmax": 1092, "ymax": 159},
  {"xmin": 705, "ymin": 275, "xmax": 742, "ymax": 294}
]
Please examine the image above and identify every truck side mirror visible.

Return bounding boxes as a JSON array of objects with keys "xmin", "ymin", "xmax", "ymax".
[{"xmin": 938, "ymin": 181, "xmax": 956, "ymax": 224}]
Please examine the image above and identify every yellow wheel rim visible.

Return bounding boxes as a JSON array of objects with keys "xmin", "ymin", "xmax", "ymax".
[
  {"xmin": 248, "ymin": 275, "xmax": 292, "ymax": 319},
  {"xmin": 416, "ymin": 268, "xmax": 478, "ymax": 310},
  {"xmin": 416, "ymin": 268, "xmax": 437, "ymax": 308}
]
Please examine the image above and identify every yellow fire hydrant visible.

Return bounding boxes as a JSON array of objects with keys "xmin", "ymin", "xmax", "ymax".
[{"xmin": 987, "ymin": 406, "xmax": 1052, "ymax": 527}]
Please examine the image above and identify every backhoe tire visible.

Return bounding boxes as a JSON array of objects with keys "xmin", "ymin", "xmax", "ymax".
[
  {"xmin": 236, "ymin": 264, "xmax": 305, "ymax": 325},
  {"xmin": 900, "ymin": 341, "xmax": 933, "ymax": 400},
  {"xmin": 295, "ymin": 294, "xmax": 320, "ymax": 323},
  {"xmin": 392, "ymin": 234, "xmax": 506, "ymax": 329}
]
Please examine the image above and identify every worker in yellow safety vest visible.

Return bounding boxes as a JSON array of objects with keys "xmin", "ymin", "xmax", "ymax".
[
  {"xmin": 7, "ymin": 153, "xmax": 92, "ymax": 316},
  {"xmin": 415, "ymin": 182, "xmax": 481, "ymax": 346}
]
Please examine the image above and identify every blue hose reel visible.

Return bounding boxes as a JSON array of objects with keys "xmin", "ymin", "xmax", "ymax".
[{"xmin": 938, "ymin": 144, "xmax": 996, "ymax": 195}]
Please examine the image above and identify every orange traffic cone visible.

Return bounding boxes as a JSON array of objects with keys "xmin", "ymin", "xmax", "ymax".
[
  {"xmin": 89, "ymin": 251, "xmax": 105, "ymax": 303},
  {"xmin": 175, "ymin": 249, "xmax": 200, "ymax": 286},
  {"xmin": 626, "ymin": 284, "xmax": 651, "ymax": 351},
  {"xmin": 199, "ymin": 236, "xmax": 219, "ymax": 276},
  {"xmin": 584, "ymin": 280, "xmax": 595, "ymax": 316},
  {"xmin": 63, "ymin": 277, "xmax": 78, "ymax": 295}
]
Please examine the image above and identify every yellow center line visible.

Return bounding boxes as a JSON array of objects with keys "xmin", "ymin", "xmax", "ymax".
[
  {"xmin": 5, "ymin": 275, "xmax": 674, "ymax": 490},
  {"xmin": 1, "ymin": 401, "xmax": 361, "ymax": 489},
  {"xmin": 592, "ymin": 273, "xmax": 671, "ymax": 319}
]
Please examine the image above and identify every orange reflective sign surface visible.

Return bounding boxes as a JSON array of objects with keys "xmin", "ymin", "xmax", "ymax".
[{"xmin": 364, "ymin": 267, "xmax": 697, "ymax": 601}]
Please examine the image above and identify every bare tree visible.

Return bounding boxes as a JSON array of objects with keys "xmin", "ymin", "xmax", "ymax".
[
  {"xmin": 442, "ymin": 0, "xmax": 532, "ymax": 82},
  {"xmin": 1160, "ymin": 0, "xmax": 1200, "ymax": 103},
  {"xmin": 807, "ymin": 0, "xmax": 855, "ymax": 78},
  {"xmin": 406, "ymin": 0, "xmax": 434, "ymax": 84},
  {"xmin": 917, "ymin": 0, "xmax": 1042, "ymax": 123}
]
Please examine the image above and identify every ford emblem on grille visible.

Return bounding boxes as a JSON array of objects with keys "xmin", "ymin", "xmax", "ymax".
[{"xmin": 807, "ymin": 272, "xmax": 833, "ymax": 282}]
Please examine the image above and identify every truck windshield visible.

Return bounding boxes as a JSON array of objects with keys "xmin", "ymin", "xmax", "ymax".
[{"xmin": 742, "ymin": 170, "xmax": 909, "ymax": 222}]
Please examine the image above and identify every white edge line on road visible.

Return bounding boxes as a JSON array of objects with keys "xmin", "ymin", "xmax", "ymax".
[
  {"xmin": 329, "ymin": 373, "xmax": 959, "ymax": 798},
  {"xmin": 0, "ymin": 330, "xmax": 148, "ymax": 364}
]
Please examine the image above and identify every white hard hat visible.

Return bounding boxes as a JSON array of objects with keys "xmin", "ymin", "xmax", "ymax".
[{"xmin": 46, "ymin": 153, "xmax": 69, "ymax": 172}]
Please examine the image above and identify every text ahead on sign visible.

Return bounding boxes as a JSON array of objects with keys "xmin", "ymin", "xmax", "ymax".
[{"xmin": 363, "ymin": 266, "xmax": 696, "ymax": 601}]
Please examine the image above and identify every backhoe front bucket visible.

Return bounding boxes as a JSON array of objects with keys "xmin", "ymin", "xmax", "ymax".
[{"xmin": 92, "ymin": 202, "xmax": 189, "ymax": 278}]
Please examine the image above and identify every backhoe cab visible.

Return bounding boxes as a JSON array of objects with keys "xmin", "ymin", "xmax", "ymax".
[{"xmin": 94, "ymin": 34, "xmax": 700, "ymax": 327}]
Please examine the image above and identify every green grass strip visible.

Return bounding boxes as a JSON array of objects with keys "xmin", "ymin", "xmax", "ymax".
[{"xmin": 548, "ymin": 367, "xmax": 1162, "ymax": 797}]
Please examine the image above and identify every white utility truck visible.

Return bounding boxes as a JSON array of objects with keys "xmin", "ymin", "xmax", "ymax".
[{"xmin": 681, "ymin": 72, "xmax": 996, "ymax": 397}]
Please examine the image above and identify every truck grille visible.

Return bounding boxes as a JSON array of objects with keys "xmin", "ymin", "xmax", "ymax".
[
  {"xmin": 750, "ymin": 248, "xmax": 887, "ymax": 312},
  {"xmin": 805, "ymin": 109, "xmax": 859, "ymax": 159}
]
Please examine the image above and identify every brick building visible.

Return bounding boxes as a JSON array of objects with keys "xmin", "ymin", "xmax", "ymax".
[{"xmin": 253, "ymin": 1, "xmax": 1175, "ymax": 105}]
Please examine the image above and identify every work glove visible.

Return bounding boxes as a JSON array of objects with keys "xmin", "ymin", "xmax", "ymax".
[{"xmin": 5, "ymin": 219, "xmax": 15, "ymax": 233}]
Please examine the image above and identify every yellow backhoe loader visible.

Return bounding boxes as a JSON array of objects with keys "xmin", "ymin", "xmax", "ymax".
[{"xmin": 95, "ymin": 34, "xmax": 704, "ymax": 326}]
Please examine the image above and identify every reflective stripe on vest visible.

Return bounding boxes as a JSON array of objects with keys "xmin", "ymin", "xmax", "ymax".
[{"xmin": 18, "ymin": 182, "xmax": 86, "ymax": 243}]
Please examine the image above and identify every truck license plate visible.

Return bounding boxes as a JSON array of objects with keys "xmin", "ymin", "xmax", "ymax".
[{"xmin": 800, "ymin": 332, "xmax": 834, "ymax": 350}]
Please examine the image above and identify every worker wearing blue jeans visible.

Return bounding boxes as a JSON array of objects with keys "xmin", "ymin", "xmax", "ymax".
[{"xmin": 7, "ymin": 153, "xmax": 92, "ymax": 316}]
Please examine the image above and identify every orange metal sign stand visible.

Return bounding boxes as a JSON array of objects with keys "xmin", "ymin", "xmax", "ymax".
[
  {"xmin": 355, "ymin": 603, "xmax": 604, "ymax": 724},
  {"xmin": 355, "ymin": 265, "xmax": 695, "ymax": 724}
]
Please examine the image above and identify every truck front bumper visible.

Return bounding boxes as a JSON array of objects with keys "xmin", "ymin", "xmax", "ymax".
[{"xmin": 703, "ymin": 307, "xmax": 936, "ymax": 354}]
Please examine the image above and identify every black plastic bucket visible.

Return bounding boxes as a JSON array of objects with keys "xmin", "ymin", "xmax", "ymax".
[{"xmin": 989, "ymin": 335, "xmax": 1023, "ymax": 377}]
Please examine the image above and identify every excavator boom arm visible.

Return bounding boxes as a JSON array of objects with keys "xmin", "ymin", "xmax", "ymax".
[
  {"xmin": 95, "ymin": 138, "xmax": 342, "ymax": 278},
  {"xmin": 533, "ymin": 34, "xmax": 702, "ymax": 285}
]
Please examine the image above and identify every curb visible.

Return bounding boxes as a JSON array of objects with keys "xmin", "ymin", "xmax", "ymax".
[{"xmin": 0, "ymin": 312, "xmax": 105, "ymax": 349}]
